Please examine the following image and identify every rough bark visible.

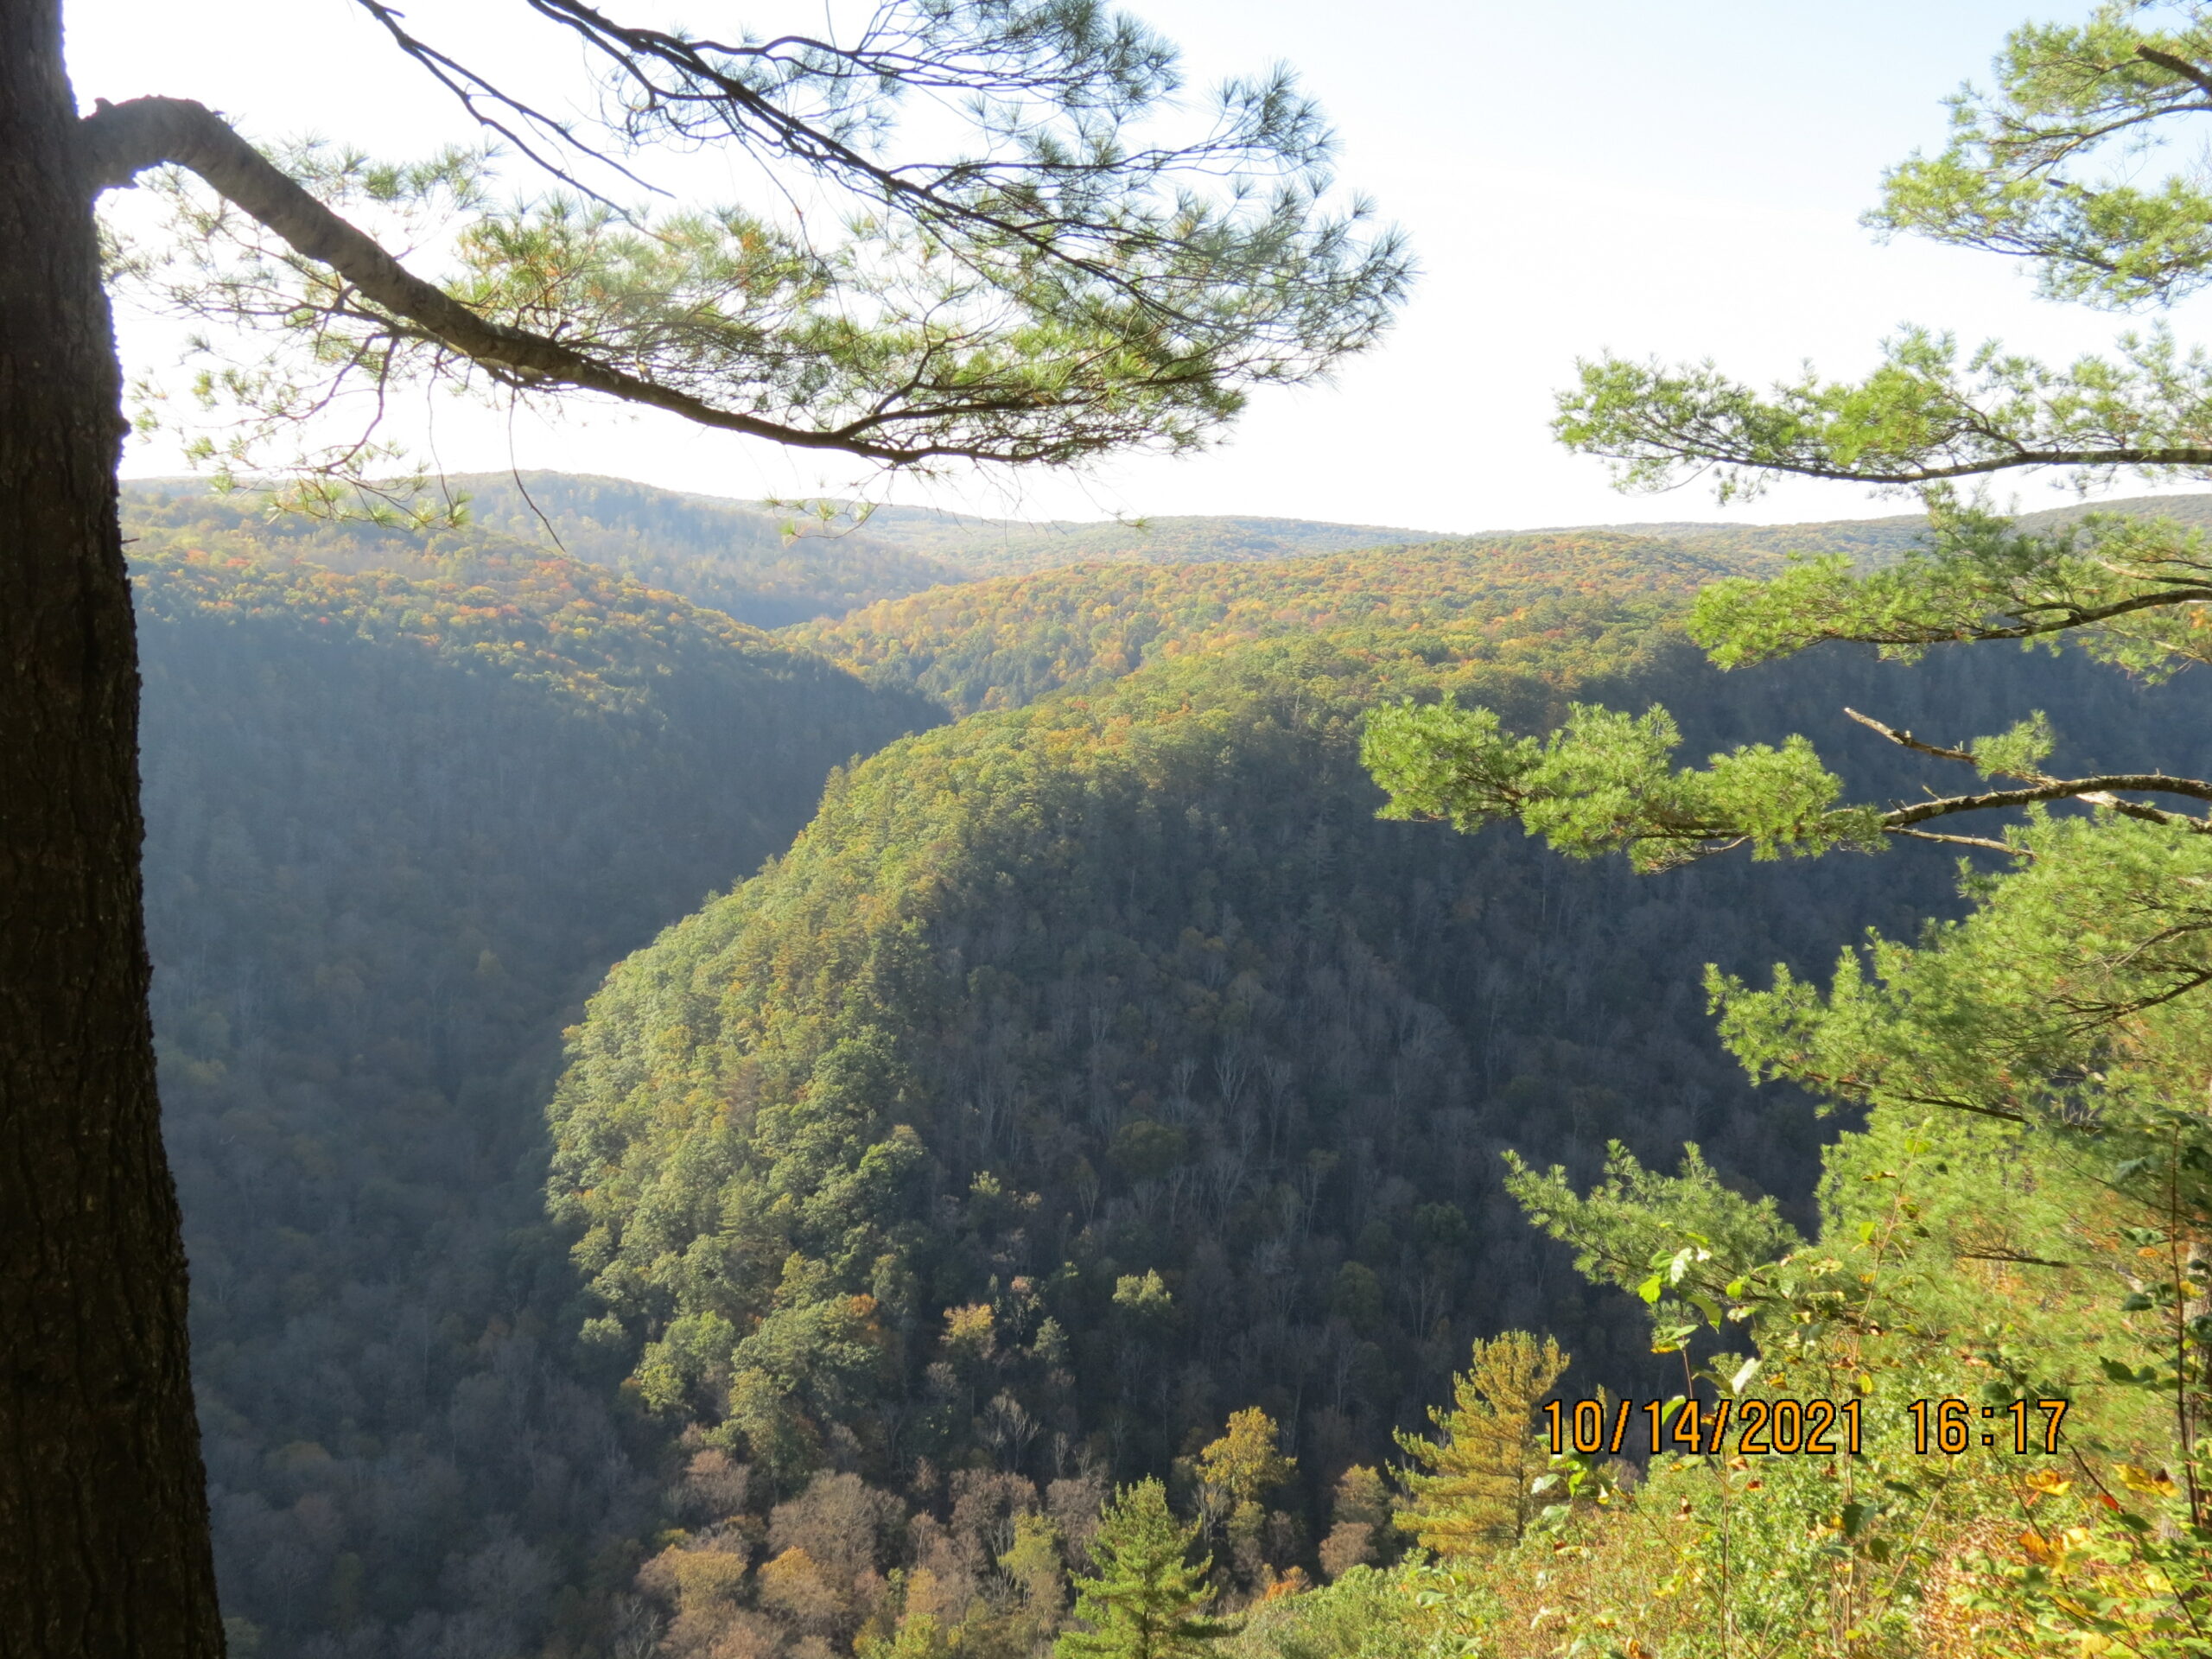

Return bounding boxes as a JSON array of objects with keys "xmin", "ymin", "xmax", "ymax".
[{"xmin": 0, "ymin": 1, "xmax": 226, "ymax": 1652}]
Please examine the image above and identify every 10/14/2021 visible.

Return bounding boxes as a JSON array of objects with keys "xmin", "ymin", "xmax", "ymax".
[{"xmin": 1541, "ymin": 1396, "xmax": 2071, "ymax": 1458}]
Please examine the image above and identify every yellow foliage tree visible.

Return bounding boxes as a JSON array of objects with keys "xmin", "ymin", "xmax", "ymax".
[
  {"xmin": 1393, "ymin": 1332, "xmax": 1567, "ymax": 1554},
  {"xmin": 1197, "ymin": 1407, "xmax": 1298, "ymax": 1578},
  {"xmin": 1198, "ymin": 1408, "xmax": 1296, "ymax": 1510}
]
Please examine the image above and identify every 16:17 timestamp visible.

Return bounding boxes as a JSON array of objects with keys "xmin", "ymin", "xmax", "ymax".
[{"xmin": 1908, "ymin": 1396, "xmax": 2069, "ymax": 1455}]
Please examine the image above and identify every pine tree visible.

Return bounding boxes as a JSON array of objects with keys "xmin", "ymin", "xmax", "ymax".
[
  {"xmin": 1358, "ymin": 12, "xmax": 2212, "ymax": 1647},
  {"xmin": 1057, "ymin": 1479, "xmax": 1236, "ymax": 1659},
  {"xmin": 1394, "ymin": 1331, "xmax": 1567, "ymax": 1554},
  {"xmin": 8, "ymin": 3, "xmax": 1408, "ymax": 1644}
]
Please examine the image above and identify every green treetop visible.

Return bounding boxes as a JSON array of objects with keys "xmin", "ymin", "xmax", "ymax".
[
  {"xmin": 1058, "ymin": 1479, "xmax": 1236, "ymax": 1659},
  {"xmin": 1393, "ymin": 1331, "xmax": 1567, "ymax": 1554}
]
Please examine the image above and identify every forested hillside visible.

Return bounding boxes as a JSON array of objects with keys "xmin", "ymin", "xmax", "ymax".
[
  {"xmin": 792, "ymin": 533, "xmax": 1770, "ymax": 714},
  {"xmin": 129, "ymin": 469, "xmax": 2212, "ymax": 652},
  {"xmin": 548, "ymin": 606, "xmax": 2212, "ymax": 1655},
  {"xmin": 118, "ymin": 477, "xmax": 1435, "ymax": 623},
  {"xmin": 122, "ymin": 475, "xmax": 966, "ymax": 627},
  {"xmin": 135, "ymin": 550, "xmax": 937, "ymax": 1656}
]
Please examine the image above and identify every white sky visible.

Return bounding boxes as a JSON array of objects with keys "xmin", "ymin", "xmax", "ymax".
[{"xmin": 65, "ymin": 0, "xmax": 2175, "ymax": 531}]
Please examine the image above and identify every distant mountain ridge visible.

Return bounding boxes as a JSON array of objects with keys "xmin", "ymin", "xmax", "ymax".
[
  {"xmin": 120, "ymin": 474, "xmax": 965, "ymax": 627},
  {"xmin": 123, "ymin": 474, "xmax": 2212, "ymax": 633},
  {"xmin": 836, "ymin": 503, "xmax": 1443, "ymax": 571},
  {"xmin": 1544, "ymin": 490, "xmax": 2212, "ymax": 567}
]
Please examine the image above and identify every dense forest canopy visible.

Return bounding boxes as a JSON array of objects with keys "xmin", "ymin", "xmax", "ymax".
[{"xmin": 533, "ymin": 560, "xmax": 2212, "ymax": 1656}]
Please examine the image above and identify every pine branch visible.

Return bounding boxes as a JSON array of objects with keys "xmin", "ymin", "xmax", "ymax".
[
  {"xmin": 1891, "ymin": 828, "xmax": 2030, "ymax": 855},
  {"xmin": 77, "ymin": 96, "xmax": 1039, "ymax": 467},
  {"xmin": 1666, "ymin": 442, "xmax": 2212, "ymax": 489}
]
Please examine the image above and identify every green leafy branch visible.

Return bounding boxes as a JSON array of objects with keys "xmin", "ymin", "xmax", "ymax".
[{"xmin": 1362, "ymin": 691, "xmax": 2212, "ymax": 874}]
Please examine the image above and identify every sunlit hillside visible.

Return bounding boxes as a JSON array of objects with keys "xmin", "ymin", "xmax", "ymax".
[{"xmin": 790, "ymin": 532, "xmax": 1772, "ymax": 714}]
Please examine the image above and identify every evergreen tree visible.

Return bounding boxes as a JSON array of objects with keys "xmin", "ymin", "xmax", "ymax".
[
  {"xmin": 1058, "ymin": 1479, "xmax": 1236, "ymax": 1659},
  {"xmin": 1393, "ymin": 1332, "xmax": 1567, "ymax": 1554},
  {"xmin": 1358, "ymin": 8, "xmax": 2212, "ymax": 1650}
]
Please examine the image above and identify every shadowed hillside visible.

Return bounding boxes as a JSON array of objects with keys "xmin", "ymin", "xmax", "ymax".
[
  {"xmin": 544, "ymin": 607, "xmax": 2212, "ymax": 1652},
  {"xmin": 137, "ymin": 548, "xmax": 938, "ymax": 1656}
]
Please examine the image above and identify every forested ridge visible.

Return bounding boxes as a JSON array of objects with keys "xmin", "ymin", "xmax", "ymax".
[
  {"xmin": 1589, "ymin": 490, "xmax": 2212, "ymax": 569},
  {"xmin": 791, "ymin": 533, "xmax": 1769, "ymax": 715},
  {"xmin": 803, "ymin": 499, "xmax": 2212, "ymax": 724},
  {"xmin": 826, "ymin": 508, "xmax": 1440, "ymax": 575},
  {"xmin": 122, "ymin": 475, "xmax": 967, "ymax": 628},
  {"xmin": 137, "ymin": 473, "xmax": 2212, "ymax": 652}
]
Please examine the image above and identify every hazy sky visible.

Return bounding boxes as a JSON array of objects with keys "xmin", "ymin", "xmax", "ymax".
[{"xmin": 68, "ymin": 1, "xmax": 2170, "ymax": 531}]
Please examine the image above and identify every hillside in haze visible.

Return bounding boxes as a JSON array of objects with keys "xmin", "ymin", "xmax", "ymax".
[
  {"xmin": 127, "ymin": 470, "xmax": 2212, "ymax": 639},
  {"xmin": 840, "ymin": 505, "xmax": 1443, "ymax": 573},
  {"xmin": 122, "ymin": 474, "xmax": 966, "ymax": 628},
  {"xmin": 1573, "ymin": 489, "xmax": 2212, "ymax": 567}
]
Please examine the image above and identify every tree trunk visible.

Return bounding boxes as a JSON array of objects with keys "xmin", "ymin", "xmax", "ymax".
[{"xmin": 0, "ymin": 0, "xmax": 226, "ymax": 1652}]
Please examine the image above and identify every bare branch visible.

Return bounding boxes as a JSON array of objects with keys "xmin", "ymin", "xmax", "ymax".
[
  {"xmin": 1881, "ymin": 776, "xmax": 2212, "ymax": 832},
  {"xmin": 344, "ymin": 0, "xmax": 1351, "ymax": 338},
  {"xmin": 1842, "ymin": 708, "xmax": 1985, "ymax": 771},
  {"xmin": 1838, "ymin": 704, "xmax": 2212, "ymax": 834},
  {"xmin": 1891, "ymin": 827, "xmax": 2031, "ymax": 856},
  {"xmin": 348, "ymin": 0, "xmax": 654, "ymax": 203},
  {"xmin": 1955, "ymin": 1249, "xmax": 2080, "ymax": 1268}
]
